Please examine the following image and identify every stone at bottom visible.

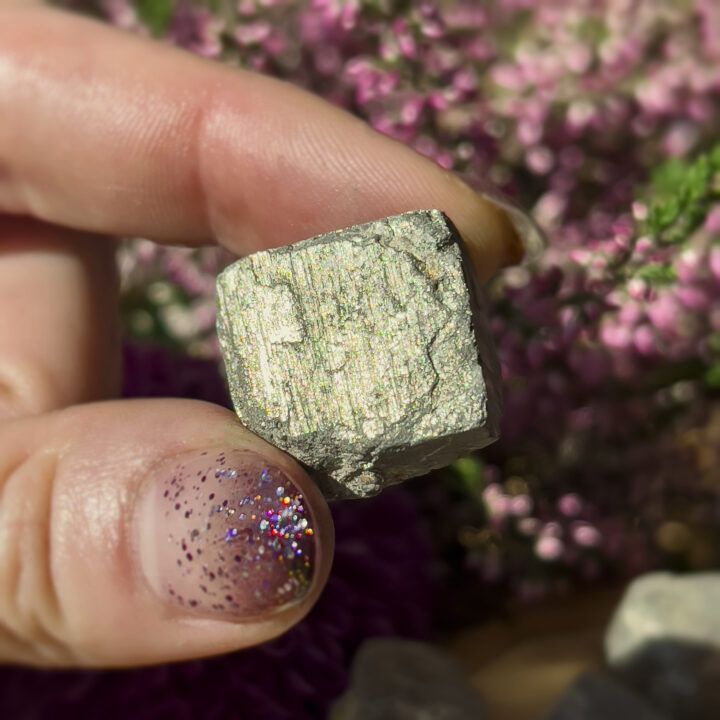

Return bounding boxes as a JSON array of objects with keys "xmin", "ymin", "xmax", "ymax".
[
  {"xmin": 330, "ymin": 638, "xmax": 487, "ymax": 720},
  {"xmin": 612, "ymin": 641, "xmax": 720, "ymax": 720},
  {"xmin": 605, "ymin": 572, "xmax": 720, "ymax": 665},
  {"xmin": 605, "ymin": 572, "xmax": 720, "ymax": 719},
  {"xmin": 546, "ymin": 673, "xmax": 667, "ymax": 720}
]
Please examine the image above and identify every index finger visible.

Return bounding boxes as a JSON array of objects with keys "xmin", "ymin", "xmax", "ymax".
[{"xmin": 0, "ymin": 6, "xmax": 533, "ymax": 279}]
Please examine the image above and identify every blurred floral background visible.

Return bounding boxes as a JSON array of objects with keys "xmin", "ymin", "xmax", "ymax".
[{"xmin": 3, "ymin": 0, "xmax": 719, "ymax": 718}]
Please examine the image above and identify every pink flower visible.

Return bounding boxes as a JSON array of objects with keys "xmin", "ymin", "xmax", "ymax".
[
  {"xmin": 709, "ymin": 246, "xmax": 720, "ymax": 281},
  {"xmin": 400, "ymin": 96, "xmax": 425, "ymax": 126},
  {"xmin": 632, "ymin": 201, "xmax": 649, "ymax": 221},
  {"xmin": 558, "ymin": 493, "xmax": 583, "ymax": 517},
  {"xmin": 663, "ymin": 121, "xmax": 699, "ymax": 157},
  {"xmin": 675, "ymin": 285, "xmax": 709, "ymax": 311},
  {"xmin": 535, "ymin": 536, "xmax": 564, "ymax": 562},
  {"xmin": 442, "ymin": 3, "xmax": 487, "ymax": 30},
  {"xmin": 526, "ymin": 145, "xmax": 554, "ymax": 174},
  {"xmin": 517, "ymin": 518, "xmax": 540, "ymax": 536},
  {"xmin": 633, "ymin": 324, "xmax": 658, "ymax": 356},
  {"xmin": 564, "ymin": 44, "xmax": 592, "ymax": 74},
  {"xmin": 509, "ymin": 494, "xmax": 533, "ymax": 517},
  {"xmin": 102, "ymin": 0, "xmax": 142, "ymax": 31},
  {"xmin": 453, "ymin": 68, "xmax": 477, "ymax": 93},
  {"xmin": 600, "ymin": 321, "xmax": 634, "ymax": 349},
  {"xmin": 572, "ymin": 523, "xmax": 602, "ymax": 548},
  {"xmin": 627, "ymin": 278, "xmax": 650, "ymax": 300},
  {"xmin": 235, "ymin": 21, "xmax": 272, "ymax": 46},
  {"xmin": 618, "ymin": 300, "xmax": 643, "ymax": 325},
  {"xmin": 647, "ymin": 291, "xmax": 682, "ymax": 333},
  {"xmin": 517, "ymin": 119, "xmax": 543, "ymax": 146},
  {"xmin": 705, "ymin": 205, "xmax": 720, "ymax": 235},
  {"xmin": 676, "ymin": 249, "xmax": 700, "ymax": 284},
  {"xmin": 314, "ymin": 46, "xmax": 341, "ymax": 75},
  {"xmin": 491, "ymin": 63, "xmax": 526, "ymax": 91},
  {"xmin": 169, "ymin": 6, "xmax": 224, "ymax": 58},
  {"xmin": 483, "ymin": 484, "xmax": 511, "ymax": 522},
  {"xmin": 428, "ymin": 91, "xmax": 449, "ymax": 111}
]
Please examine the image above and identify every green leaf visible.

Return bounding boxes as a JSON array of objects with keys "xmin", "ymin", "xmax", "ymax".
[
  {"xmin": 641, "ymin": 145, "xmax": 720, "ymax": 247},
  {"xmin": 134, "ymin": 0, "xmax": 173, "ymax": 37},
  {"xmin": 634, "ymin": 263, "xmax": 677, "ymax": 286},
  {"xmin": 649, "ymin": 157, "xmax": 688, "ymax": 198},
  {"xmin": 453, "ymin": 457, "xmax": 484, "ymax": 489},
  {"xmin": 707, "ymin": 332, "xmax": 720, "ymax": 354},
  {"xmin": 711, "ymin": 145, "xmax": 720, "ymax": 170},
  {"xmin": 685, "ymin": 154, "xmax": 711, "ymax": 201},
  {"xmin": 705, "ymin": 363, "xmax": 720, "ymax": 389},
  {"xmin": 576, "ymin": 17, "xmax": 609, "ymax": 45},
  {"xmin": 648, "ymin": 197, "xmax": 680, "ymax": 234}
]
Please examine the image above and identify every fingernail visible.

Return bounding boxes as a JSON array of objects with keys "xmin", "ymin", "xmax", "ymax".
[
  {"xmin": 478, "ymin": 187, "xmax": 547, "ymax": 264},
  {"xmin": 136, "ymin": 449, "xmax": 317, "ymax": 620}
]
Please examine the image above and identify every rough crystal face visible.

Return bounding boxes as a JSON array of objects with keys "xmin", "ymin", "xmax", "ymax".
[{"xmin": 216, "ymin": 210, "xmax": 501, "ymax": 499}]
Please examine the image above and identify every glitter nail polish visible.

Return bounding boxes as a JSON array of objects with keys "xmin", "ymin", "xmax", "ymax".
[{"xmin": 136, "ymin": 449, "xmax": 316, "ymax": 619}]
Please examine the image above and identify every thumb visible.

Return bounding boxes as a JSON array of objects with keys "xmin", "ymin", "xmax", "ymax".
[{"xmin": 0, "ymin": 399, "xmax": 333, "ymax": 667}]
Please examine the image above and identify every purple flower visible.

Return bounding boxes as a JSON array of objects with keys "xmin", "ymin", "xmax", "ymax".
[{"xmin": 168, "ymin": 4, "xmax": 223, "ymax": 59}]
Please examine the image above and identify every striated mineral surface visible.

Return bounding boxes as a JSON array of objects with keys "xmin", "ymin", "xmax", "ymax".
[{"xmin": 217, "ymin": 210, "xmax": 500, "ymax": 499}]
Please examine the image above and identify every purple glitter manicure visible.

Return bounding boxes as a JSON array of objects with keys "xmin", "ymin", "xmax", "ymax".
[{"xmin": 137, "ymin": 450, "xmax": 316, "ymax": 618}]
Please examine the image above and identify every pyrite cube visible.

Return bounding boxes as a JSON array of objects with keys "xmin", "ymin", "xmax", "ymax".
[{"xmin": 216, "ymin": 210, "xmax": 501, "ymax": 499}]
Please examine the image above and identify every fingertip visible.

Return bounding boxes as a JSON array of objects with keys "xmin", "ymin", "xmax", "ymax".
[
  {"xmin": 0, "ymin": 400, "xmax": 334, "ymax": 666},
  {"xmin": 434, "ymin": 171, "xmax": 543, "ymax": 282},
  {"xmin": 133, "ymin": 445, "xmax": 333, "ymax": 651},
  {"xmin": 126, "ymin": 443, "xmax": 333, "ymax": 664}
]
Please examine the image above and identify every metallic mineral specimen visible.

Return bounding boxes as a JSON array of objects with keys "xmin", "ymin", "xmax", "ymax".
[{"xmin": 216, "ymin": 209, "xmax": 501, "ymax": 499}]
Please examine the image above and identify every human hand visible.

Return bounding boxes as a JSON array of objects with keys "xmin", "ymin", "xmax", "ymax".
[{"xmin": 0, "ymin": 3, "xmax": 523, "ymax": 667}]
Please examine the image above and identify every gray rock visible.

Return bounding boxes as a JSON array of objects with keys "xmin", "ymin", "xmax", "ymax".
[
  {"xmin": 217, "ymin": 210, "xmax": 501, "ymax": 499},
  {"xmin": 330, "ymin": 638, "xmax": 487, "ymax": 720},
  {"xmin": 606, "ymin": 572, "xmax": 720, "ymax": 719},
  {"xmin": 611, "ymin": 640, "xmax": 720, "ymax": 720},
  {"xmin": 606, "ymin": 573, "xmax": 720, "ymax": 665},
  {"xmin": 546, "ymin": 673, "xmax": 667, "ymax": 720}
]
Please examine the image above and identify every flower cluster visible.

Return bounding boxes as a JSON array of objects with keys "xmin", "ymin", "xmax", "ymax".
[{"xmin": 61, "ymin": 0, "xmax": 720, "ymax": 599}]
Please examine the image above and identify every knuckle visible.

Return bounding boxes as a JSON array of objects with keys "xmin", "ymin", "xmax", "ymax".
[
  {"xmin": 0, "ymin": 446, "xmax": 72, "ymax": 664},
  {"xmin": 0, "ymin": 358, "xmax": 62, "ymax": 421}
]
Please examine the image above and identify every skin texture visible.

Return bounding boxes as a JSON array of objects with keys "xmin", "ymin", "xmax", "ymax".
[{"xmin": 0, "ymin": 4, "xmax": 521, "ymax": 667}]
